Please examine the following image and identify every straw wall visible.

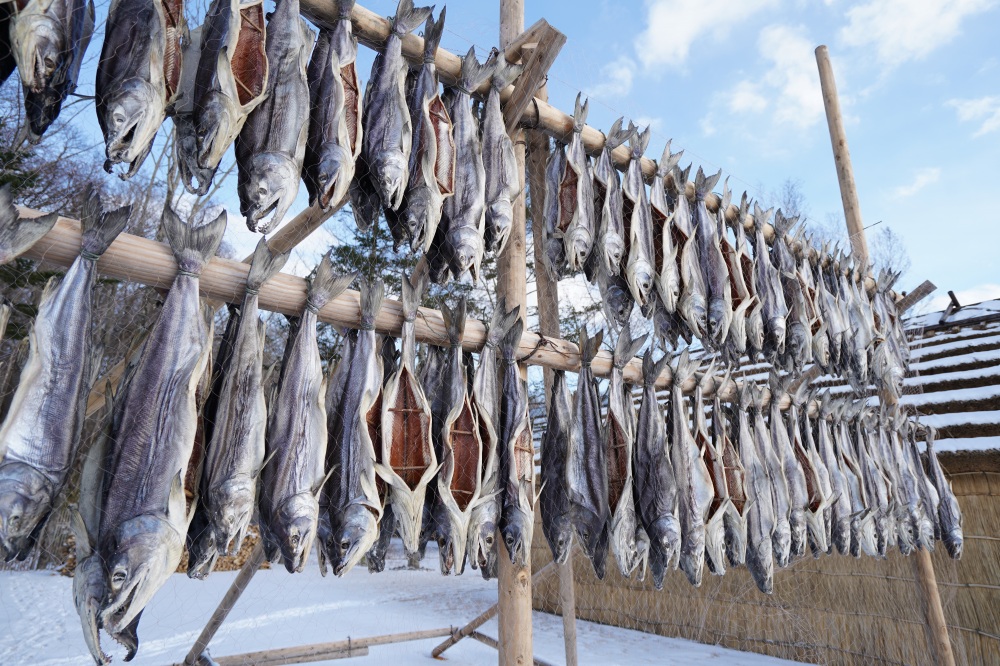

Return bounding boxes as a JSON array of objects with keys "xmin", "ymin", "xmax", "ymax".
[{"xmin": 531, "ymin": 461, "xmax": 1000, "ymax": 666}]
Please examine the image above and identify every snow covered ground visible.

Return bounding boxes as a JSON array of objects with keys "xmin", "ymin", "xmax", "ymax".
[{"xmin": 0, "ymin": 542, "xmax": 805, "ymax": 666}]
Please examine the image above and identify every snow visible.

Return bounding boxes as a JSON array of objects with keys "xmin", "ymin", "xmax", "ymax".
[
  {"xmin": 924, "ymin": 436, "xmax": 1000, "ymax": 454},
  {"xmin": 902, "ymin": 384, "xmax": 1000, "ymax": 409},
  {"xmin": 905, "ymin": 298, "xmax": 1000, "ymax": 329},
  {"xmin": 914, "ymin": 410, "xmax": 1000, "ymax": 429},
  {"xmin": 0, "ymin": 542, "xmax": 806, "ymax": 666},
  {"xmin": 909, "ymin": 323, "xmax": 1000, "ymax": 349},
  {"xmin": 909, "ymin": 333, "xmax": 1000, "ymax": 360},
  {"xmin": 909, "ymin": 348, "xmax": 1000, "ymax": 373}
]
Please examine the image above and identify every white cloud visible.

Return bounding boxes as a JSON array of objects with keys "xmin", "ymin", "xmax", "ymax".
[
  {"xmin": 891, "ymin": 167, "xmax": 941, "ymax": 199},
  {"xmin": 839, "ymin": 0, "xmax": 998, "ymax": 68},
  {"xmin": 727, "ymin": 80, "xmax": 768, "ymax": 113},
  {"xmin": 588, "ymin": 56, "xmax": 636, "ymax": 99},
  {"xmin": 927, "ymin": 283, "xmax": 1000, "ymax": 311},
  {"xmin": 700, "ymin": 115, "xmax": 717, "ymax": 137},
  {"xmin": 947, "ymin": 96, "xmax": 1000, "ymax": 136},
  {"xmin": 635, "ymin": 0, "xmax": 779, "ymax": 69}
]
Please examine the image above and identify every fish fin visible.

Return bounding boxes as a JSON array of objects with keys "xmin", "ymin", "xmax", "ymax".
[
  {"xmin": 307, "ymin": 255, "xmax": 353, "ymax": 311},
  {"xmin": 695, "ymin": 167, "xmax": 722, "ymax": 198},
  {"xmin": 161, "ymin": 205, "xmax": 226, "ymax": 276},
  {"xmin": 492, "ymin": 52, "xmax": 523, "ymax": 90},
  {"xmin": 613, "ymin": 322, "xmax": 647, "ymax": 370},
  {"xmin": 359, "ymin": 277, "xmax": 385, "ymax": 330},
  {"xmin": 751, "ymin": 203, "xmax": 774, "ymax": 236},
  {"xmin": 641, "ymin": 351, "xmax": 669, "ymax": 387},
  {"xmin": 391, "ymin": 0, "xmax": 433, "ymax": 37},
  {"xmin": 500, "ymin": 315, "xmax": 524, "ymax": 357},
  {"xmin": 402, "ymin": 264, "xmax": 428, "ymax": 321},
  {"xmin": 487, "ymin": 298, "xmax": 521, "ymax": 348},
  {"xmin": 80, "ymin": 185, "xmax": 131, "ymax": 258},
  {"xmin": 674, "ymin": 163, "xmax": 692, "ymax": 190},
  {"xmin": 605, "ymin": 117, "xmax": 633, "ymax": 151},
  {"xmin": 422, "ymin": 6, "xmax": 446, "ymax": 59},
  {"xmin": 573, "ymin": 93, "xmax": 589, "ymax": 131},
  {"xmin": 441, "ymin": 296, "xmax": 467, "ymax": 346},
  {"xmin": 0, "ymin": 183, "xmax": 58, "ymax": 264},
  {"xmin": 718, "ymin": 177, "xmax": 732, "ymax": 217},
  {"xmin": 459, "ymin": 46, "xmax": 495, "ymax": 92},
  {"xmin": 578, "ymin": 327, "xmax": 602, "ymax": 365},
  {"xmin": 630, "ymin": 125, "xmax": 651, "ymax": 159},
  {"xmin": 246, "ymin": 237, "xmax": 291, "ymax": 292}
]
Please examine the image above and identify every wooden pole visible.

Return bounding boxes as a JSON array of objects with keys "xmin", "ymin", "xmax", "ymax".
[
  {"xmin": 912, "ymin": 550, "xmax": 957, "ymax": 666},
  {"xmin": 183, "ymin": 542, "xmax": 266, "ymax": 665},
  {"xmin": 815, "ymin": 45, "xmax": 869, "ymax": 268},
  {"xmin": 497, "ymin": 3, "xmax": 533, "ymax": 664}
]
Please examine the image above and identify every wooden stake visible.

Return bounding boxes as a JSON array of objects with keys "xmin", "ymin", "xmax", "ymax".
[
  {"xmin": 912, "ymin": 550, "xmax": 957, "ymax": 666},
  {"xmin": 815, "ymin": 45, "xmax": 869, "ymax": 268}
]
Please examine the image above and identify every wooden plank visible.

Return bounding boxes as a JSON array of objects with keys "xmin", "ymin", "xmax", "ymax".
[
  {"xmin": 898, "ymin": 280, "xmax": 937, "ymax": 313},
  {"xmin": 469, "ymin": 632, "xmax": 558, "ymax": 666},
  {"xmin": 213, "ymin": 645, "xmax": 365, "ymax": 666},
  {"xmin": 503, "ymin": 27, "xmax": 566, "ymax": 134},
  {"xmin": 503, "ymin": 17, "xmax": 552, "ymax": 60}
]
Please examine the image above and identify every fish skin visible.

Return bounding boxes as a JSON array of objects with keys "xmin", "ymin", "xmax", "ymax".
[
  {"xmin": 187, "ymin": 238, "xmax": 289, "ymax": 578},
  {"xmin": 467, "ymin": 301, "xmax": 520, "ymax": 579},
  {"xmin": 559, "ymin": 94, "xmax": 596, "ymax": 273},
  {"xmin": 497, "ymin": 317, "xmax": 533, "ymax": 567},
  {"xmin": 694, "ymin": 365, "xmax": 728, "ymax": 577},
  {"xmin": 0, "ymin": 187, "xmax": 129, "ymax": 561},
  {"xmin": 360, "ymin": 0, "xmax": 431, "ymax": 212},
  {"xmin": 262, "ymin": 257, "xmax": 352, "ymax": 574},
  {"xmin": 96, "ymin": 0, "xmax": 181, "ymax": 179},
  {"xmin": 540, "ymin": 368, "xmax": 574, "ymax": 565},
  {"xmin": 737, "ymin": 386, "xmax": 774, "ymax": 594},
  {"xmin": 670, "ymin": 165, "xmax": 705, "ymax": 339},
  {"xmin": 235, "ymin": 0, "xmax": 312, "ymax": 233},
  {"xmin": 97, "ymin": 205, "xmax": 224, "ymax": 651},
  {"xmin": 591, "ymin": 118, "xmax": 635, "ymax": 281},
  {"xmin": 837, "ymin": 401, "xmax": 876, "ymax": 557},
  {"xmin": 606, "ymin": 323, "xmax": 648, "ymax": 578},
  {"xmin": 633, "ymin": 351, "xmax": 679, "ymax": 590},
  {"xmin": 431, "ymin": 47, "xmax": 494, "ymax": 283},
  {"xmin": 925, "ymin": 427, "xmax": 963, "ymax": 559},
  {"xmin": 854, "ymin": 407, "xmax": 890, "ymax": 558},
  {"xmin": 597, "ymin": 270, "xmax": 636, "ymax": 329},
  {"xmin": 173, "ymin": 26, "xmax": 219, "ymax": 195},
  {"xmin": 906, "ymin": 422, "xmax": 937, "ymax": 551},
  {"xmin": 621, "ymin": 125, "xmax": 656, "ymax": 311},
  {"xmin": 769, "ymin": 374, "xmax": 808, "ymax": 561},
  {"xmin": 817, "ymin": 394, "xmax": 852, "ymax": 556},
  {"xmin": 541, "ymin": 141, "xmax": 568, "ymax": 282},
  {"xmin": 751, "ymin": 205, "xmax": 788, "ymax": 359},
  {"xmin": 672, "ymin": 350, "xmax": 714, "ymax": 587},
  {"xmin": 567, "ymin": 328, "xmax": 609, "ymax": 578},
  {"xmin": 377, "ymin": 267, "xmax": 437, "ymax": 555},
  {"xmin": 304, "ymin": 1, "xmax": 362, "ymax": 211},
  {"xmin": 694, "ymin": 168, "xmax": 730, "ymax": 348},
  {"xmin": 891, "ymin": 411, "xmax": 925, "ymax": 556},
  {"xmin": 714, "ymin": 376, "xmax": 748, "ymax": 569},
  {"xmin": 749, "ymin": 383, "xmax": 791, "ymax": 567},
  {"xmin": 482, "ymin": 52, "xmax": 522, "ymax": 256},
  {"xmin": 788, "ymin": 385, "xmax": 831, "ymax": 557},
  {"xmin": 325, "ymin": 278, "xmax": 385, "ymax": 576},
  {"xmin": 387, "ymin": 9, "xmax": 454, "ymax": 252},
  {"xmin": 650, "ymin": 140, "xmax": 683, "ymax": 313},
  {"xmin": 10, "ymin": 0, "xmax": 95, "ymax": 140},
  {"xmin": 0, "ymin": 185, "xmax": 58, "ymax": 266}
]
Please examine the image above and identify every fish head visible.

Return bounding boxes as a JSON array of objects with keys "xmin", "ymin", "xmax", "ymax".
[
  {"xmin": 768, "ymin": 316, "xmax": 787, "ymax": 356},
  {"xmin": 209, "ymin": 478, "xmax": 256, "ymax": 556},
  {"xmin": 813, "ymin": 329, "xmax": 831, "ymax": 369},
  {"xmin": 626, "ymin": 259, "xmax": 655, "ymax": 307},
  {"xmin": 681, "ymin": 293, "xmax": 708, "ymax": 339},
  {"xmin": 0, "ymin": 464, "xmax": 54, "ymax": 560},
  {"xmin": 74, "ymin": 554, "xmax": 110, "ymax": 665},
  {"xmin": 944, "ymin": 529, "xmax": 963, "ymax": 560},
  {"xmin": 487, "ymin": 198, "xmax": 515, "ymax": 254},
  {"xmin": 679, "ymin": 528, "xmax": 706, "ymax": 587},
  {"xmin": 101, "ymin": 514, "xmax": 184, "ymax": 636},
  {"xmin": 658, "ymin": 266, "xmax": 681, "ymax": 314},
  {"xmin": 330, "ymin": 504, "xmax": 378, "ymax": 577},
  {"xmin": 708, "ymin": 299, "xmax": 732, "ymax": 347},
  {"xmin": 746, "ymin": 306, "xmax": 765, "ymax": 353},
  {"xmin": 833, "ymin": 519, "xmax": 852, "ymax": 556},
  {"xmin": 649, "ymin": 516, "xmax": 681, "ymax": 566},
  {"xmin": 704, "ymin": 514, "xmax": 728, "ymax": 575},
  {"xmin": 315, "ymin": 144, "xmax": 354, "ymax": 211},
  {"xmin": 848, "ymin": 348, "xmax": 869, "ymax": 387},
  {"xmin": 500, "ymin": 514, "xmax": 528, "ymax": 568},
  {"xmin": 374, "ymin": 152, "xmax": 408, "ymax": 211},
  {"xmin": 548, "ymin": 517, "xmax": 574, "ymax": 565},
  {"xmin": 447, "ymin": 227, "xmax": 483, "ymax": 281},
  {"xmin": 604, "ymin": 280, "xmax": 634, "ymax": 327},
  {"xmin": 602, "ymin": 233, "xmax": 625, "ymax": 277},
  {"xmin": 14, "ymin": 15, "xmax": 63, "ymax": 93},
  {"xmin": 194, "ymin": 92, "xmax": 236, "ymax": 169},
  {"xmin": 102, "ymin": 78, "xmax": 161, "ymax": 170},
  {"xmin": 773, "ymin": 524, "xmax": 792, "ymax": 568},
  {"xmin": 24, "ymin": 86, "xmax": 66, "ymax": 140},
  {"xmin": 897, "ymin": 515, "xmax": 916, "ymax": 556},
  {"xmin": 470, "ymin": 500, "xmax": 499, "ymax": 574},
  {"xmin": 566, "ymin": 226, "xmax": 593, "ymax": 271},
  {"xmin": 789, "ymin": 324, "xmax": 810, "ymax": 367},
  {"xmin": 573, "ymin": 507, "xmax": 608, "ymax": 579},
  {"xmin": 544, "ymin": 237, "xmax": 566, "ymax": 282},
  {"xmin": 241, "ymin": 152, "xmax": 300, "ymax": 234},
  {"xmin": 271, "ymin": 493, "xmax": 319, "ymax": 573},
  {"xmin": 403, "ymin": 186, "xmax": 433, "ymax": 253},
  {"xmin": 746, "ymin": 543, "xmax": 774, "ymax": 594}
]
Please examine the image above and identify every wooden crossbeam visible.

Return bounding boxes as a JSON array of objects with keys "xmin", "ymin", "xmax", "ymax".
[{"xmin": 503, "ymin": 23, "xmax": 566, "ymax": 135}]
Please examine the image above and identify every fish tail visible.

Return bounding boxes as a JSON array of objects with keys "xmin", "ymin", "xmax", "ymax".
[
  {"xmin": 675, "ymin": 163, "xmax": 692, "ymax": 190},
  {"xmin": 672, "ymin": 348, "xmax": 698, "ymax": 386},
  {"xmin": 752, "ymin": 203, "xmax": 773, "ymax": 236},
  {"xmin": 630, "ymin": 125, "xmax": 651, "ymax": 159},
  {"xmin": 402, "ymin": 263, "xmax": 428, "ymax": 321},
  {"xmin": 0, "ymin": 183, "xmax": 57, "ymax": 264},
  {"xmin": 641, "ymin": 351, "xmax": 669, "ymax": 387},
  {"xmin": 613, "ymin": 322, "xmax": 647, "ymax": 370},
  {"xmin": 492, "ymin": 53, "xmax": 522, "ymax": 90},
  {"xmin": 336, "ymin": 0, "xmax": 356, "ymax": 20},
  {"xmin": 359, "ymin": 277, "xmax": 385, "ymax": 330},
  {"xmin": 606, "ymin": 118, "xmax": 633, "ymax": 152},
  {"xmin": 391, "ymin": 0, "xmax": 433, "ymax": 37},
  {"xmin": 695, "ymin": 167, "xmax": 722, "ymax": 199},
  {"xmin": 578, "ymin": 327, "xmax": 602, "ymax": 366},
  {"xmin": 307, "ymin": 254, "xmax": 353, "ymax": 311},
  {"xmin": 441, "ymin": 297, "xmax": 467, "ymax": 346},
  {"xmin": 487, "ymin": 299, "xmax": 521, "ymax": 348},
  {"xmin": 573, "ymin": 93, "xmax": 589, "ymax": 132},
  {"xmin": 79, "ymin": 185, "xmax": 131, "ymax": 258},
  {"xmin": 459, "ymin": 46, "xmax": 495, "ymax": 92},
  {"xmin": 161, "ymin": 205, "xmax": 226, "ymax": 276},
  {"xmin": 246, "ymin": 237, "xmax": 290, "ymax": 292},
  {"xmin": 422, "ymin": 7, "xmax": 446, "ymax": 61},
  {"xmin": 500, "ymin": 315, "xmax": 524, "ymax": 359}
]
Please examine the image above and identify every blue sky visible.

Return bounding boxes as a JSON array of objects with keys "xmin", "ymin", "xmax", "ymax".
[{"xmin": 60, "ymin": 0, "xmax": 1000, "ymax": 311}]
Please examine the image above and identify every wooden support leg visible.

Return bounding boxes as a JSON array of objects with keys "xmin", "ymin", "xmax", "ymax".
[
  {"xmin": 912, "ymin": 549, "xmax": 956, "ymax": 666},
  {"xmin": 558, "ymin": 557, "xmax": 578, "ymax": 666}
]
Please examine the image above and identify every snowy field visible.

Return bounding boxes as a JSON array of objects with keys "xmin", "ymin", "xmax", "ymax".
[{"xmin": 0, "ymin": 542, "xmax": 805, "ymax": 666}]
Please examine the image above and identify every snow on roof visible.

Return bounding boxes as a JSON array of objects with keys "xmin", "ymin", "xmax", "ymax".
[{"xmin": 905, "ymin": 297, "xmax": 1000, "ymax": 329}]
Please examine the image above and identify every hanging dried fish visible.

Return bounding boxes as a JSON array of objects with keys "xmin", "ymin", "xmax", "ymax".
[
  {"xmin": 304, "ymin": 0, "xmax": 363, "ymax": 211},
  {"xmin": 634, "ymin": 352, "xmax": 679, "ymax": 590},
  {"xmin": 719, "ymin": 193, "xmax": 757, "ymax": 364},
  {"xmin": 606, "ymin": 323, "xmax": 647, "ymax": 578},
  {"xmin": 366, "ymin": 335, "xmax": 398, "ymax": 573},
  {"xmin": 651, "ymin": 140, "xmax": 683, "ymax": 315},
  {"xmin": 817, "ymin": 394, "xmax": 851, "ymax": 555},
  {"xmin": 97, "ymin": 0, "xmax": 185, "ymax": 178},
  {"xmin": 0, "ymin": 189, "xmax": 129, "ymax": 561},
  {"xmin": 672, "ymin": 350, "xmax": 713, "ymax": 587},
  {"xmin": 387, "ymin": 9, "xmax": 453, "ymax": 252},
  {"xmin": 751, "ymin": 205, "xmax": 788, "ymax": 360},
  {"xmin": 749, "ymin": 383, "xmax": 791, "ymax": 567},
  {"xmin": 482, "ymin": 52, "xmax": 522, "ymax": 256},
  {"xmin": 694, "ymin": 365, "xmax": 729, "ymax": 576},
  {"xmin": 96, "ymin": 206, "xmax": 224, "ymax": 656},
  {"xmin": 890, "ymin": 410, "xmax": 925, "ymax": 556},
  {"xmin": 541, "ymin": 141, "xmax": 568, "ymax": 282},
  {"xmin": 325, "ymin": 279, "xmax": 385, "ymax": 576},
  {"xmin": 737, "ymin": 386, "xmax": 773, "ymax": 593},
  {"xmin": 377, "ymin": 268, "xmax": 437, "ymax": 557},
  {"xmin": 541, "ymin": 367, "xmax": 573, "ymax": 565},
  {"xmin": 836, "ymin": 400, "xmax": 876, "ymax": 557},
  {"xmin": 925, "ymin": 427, "xmax": 962, "ymax": 559},
  {"xmin": 468, "ymin": 301, "xmax": 520, "ymax": 579},
  {"xmin": 621, "ymin": 125, "xmax": 655, "ymax": 313},
  {"xmin": 904, "ymin": 420, "xmax": 937, "ymax": 551},
  {"xmin": 497, "ymin": 317, "xmax": 534, "ymax": 567},
  {"xmin": 772, "ymin": 212, "xmax": 811, "ymax": 370},
  {"xmin": 714, "ymin": 374, "xmax": 748, "ymax": 569},
  {"xmin": 787, "ymin": 384, "xmax": 831, "ymax": 557},
  {"xmin": 235, "ymin": 0, "xmax": 312, "ymax": 233},
  {"xmin": 567, "ymin": 328, "xmax": 608, "ymax": 578},
  {"xmin": 591, "ymin": 118, "xmax": 634, "ymax": 282},
  {"xmin": 674, "ymin": 167, "xmax": 707, "ymax": 340},
  {"xmin": 429, "ymin": 47, "xmax": 494, "ymax": 283},
  {"xmin": 854, "ymin": 407, "xmax": 890, "ymax": 558},
  {"xmin": 10, "ymin": 0, "xmax": 95, "ymax": 140},
  {"xmin": 174, "ymin": 26, "xmax": 218, "ymax": 195},
  {"xmin": 694, "ymin": 169, "xmax": 730, "ymax": 347},
  {"xmin": 769, "ymin": 374, "xmax": 808, "ymax": 561},
  {"xmin": 558, "ymin": 94, "xmax": 595, "ymax": 272}
]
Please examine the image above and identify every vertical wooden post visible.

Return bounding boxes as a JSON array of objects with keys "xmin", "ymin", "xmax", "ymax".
[
  {"xmin": 497, "ymin": 2, "xmax": 532, "ymax": 665},
  {"xmin": 815, "ymin": 45, "xmax": 869, "ymax": 268},
  {"xmin": 816, "ymin": 45, "xmax": 954, "ymax": 666}
]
